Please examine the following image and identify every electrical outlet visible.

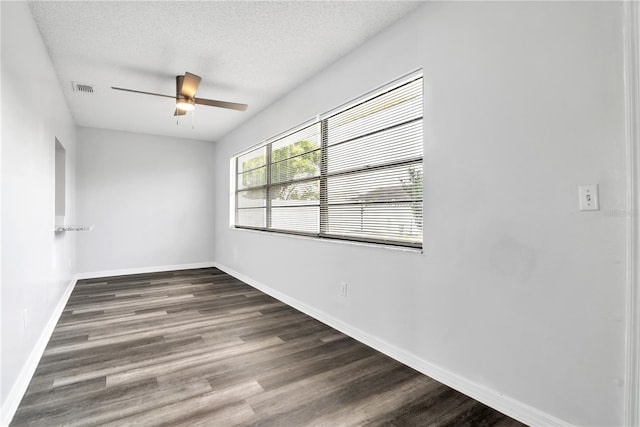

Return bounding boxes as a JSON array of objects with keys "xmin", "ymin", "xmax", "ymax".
[{"xmin": 340, "ymin": 282, "xmax": 348, "ymax": 297}]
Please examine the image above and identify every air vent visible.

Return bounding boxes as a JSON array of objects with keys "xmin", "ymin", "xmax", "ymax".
[{"xmin": 72, "ymin": 82, "xmax": 94, "ymax": 94}]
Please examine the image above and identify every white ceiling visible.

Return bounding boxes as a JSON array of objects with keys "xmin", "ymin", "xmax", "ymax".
[{"xmin": 29, "ymin": 1, "xmax": 423, "ymax": 142}]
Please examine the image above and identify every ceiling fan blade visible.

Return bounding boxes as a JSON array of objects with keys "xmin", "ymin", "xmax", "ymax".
[
  {"xmin": 176, "ymin": 75, "xmax": 184, "ymax": 96},
  {"xmin": 194, "ymin": 97, "xmax": 248, "ymax": 111},
  {"xmin": 174, "ymin": 108, "xmax": 187, "ymax": 116},
  {"xmin": 180, "ymin": 72, "xmax": 201, "ymax": 98},
  {"xmin": 112, "ymin": 87, "xmax": 175, "ymax": 99}
]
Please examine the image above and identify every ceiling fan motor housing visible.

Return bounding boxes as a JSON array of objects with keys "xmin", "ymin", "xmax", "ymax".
[
  {"xmin": 175, "ymin": 75, "xmax": 195, "ymax": 111},
  {"xmin": 176, "ymin": 75, "xmax": 184, "ymax": 98}
]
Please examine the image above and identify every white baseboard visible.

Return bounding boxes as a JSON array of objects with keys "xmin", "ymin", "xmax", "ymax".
[
  {"xmin": 1, "ymin": 277, "xmax": 77, "ymax": 427},
  {"xmin": 75, "ymin": 261, "xmax": 216, "ymax": 280},
  {"xmin": 214, "ymin": 262, "xmax": 571, "ymax": 427}
]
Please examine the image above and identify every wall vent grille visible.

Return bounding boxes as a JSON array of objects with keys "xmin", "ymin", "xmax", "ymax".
[{"xmin": 72, "ymin": 82, "xmax": 94, "ymax": 94}]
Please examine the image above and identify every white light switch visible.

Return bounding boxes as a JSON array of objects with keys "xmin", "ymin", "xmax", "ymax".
[{"xmin": 578, "ymin": 185, "xmax": 599, "ymax": 211}]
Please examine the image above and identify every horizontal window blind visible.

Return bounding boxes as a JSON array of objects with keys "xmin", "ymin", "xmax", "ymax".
[
  {"xmin": 236, "ymin": 146, "xmax": 267, "ymax": 227},
  {"xmin": 270, "ymin": 123, "xmax": 321, "ymax": 234},
  {"xmin": 234, "ymin": 73, "xmax": 423, "ymax": 248}
]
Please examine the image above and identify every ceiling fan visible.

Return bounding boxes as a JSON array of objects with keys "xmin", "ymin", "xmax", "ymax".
[{"xmin": 112, "ymin": 72, "xmax": 248, "ymax": 116}]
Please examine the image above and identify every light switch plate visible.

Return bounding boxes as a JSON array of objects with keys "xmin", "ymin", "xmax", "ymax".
[{"xmin": 578, "ymin": 185, "xmax": 599, "ymax": 211}]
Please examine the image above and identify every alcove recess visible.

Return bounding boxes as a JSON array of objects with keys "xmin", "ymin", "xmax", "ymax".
[{"xmin": 54, "ymin": 138, "xmax": 92, "ymax": 233}]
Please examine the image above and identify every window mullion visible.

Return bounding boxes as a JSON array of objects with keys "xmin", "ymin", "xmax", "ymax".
[
  {"xmin": 320, "ymin": 119, "xmax": 328, "ymax": 235},
  {"xmin": 266, "ymin": 144, "xmax": 272, "ymax": 229},
  {"xmin": 235, "ymin": 156, "xmax": 239, "ymax": 226}
]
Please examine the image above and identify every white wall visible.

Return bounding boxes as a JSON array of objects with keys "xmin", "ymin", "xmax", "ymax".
[
  {"xmin": 1, "ymin": 0, "xmax": 78, "ymax": 419},
  {"xmin": 76, "ymin": 127, "xmax": 215, "ymax": 274},
  {"xmin": 213, "ymin": 2, "xmax": 628, "ymax": 426}
]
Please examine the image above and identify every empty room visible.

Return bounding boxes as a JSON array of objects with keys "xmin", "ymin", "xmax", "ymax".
[{"xmin": 1, "ymin": 1, "xmax": 639, "ymax": 426}]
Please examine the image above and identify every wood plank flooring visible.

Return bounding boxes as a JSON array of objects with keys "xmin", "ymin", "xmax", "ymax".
[{"xmin": 11, "ymin": 268, "xmax": 526, "ymax": 426}]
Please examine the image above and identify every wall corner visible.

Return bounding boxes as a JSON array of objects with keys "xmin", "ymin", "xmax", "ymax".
[{"xmin": 624, "ymin": 1, "xmax": 640, "ymax": 426}]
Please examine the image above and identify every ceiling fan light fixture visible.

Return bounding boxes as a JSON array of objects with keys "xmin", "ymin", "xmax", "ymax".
[{"xmin": 176, "ymin": 98, "xmax": 195, "ymax": 111}]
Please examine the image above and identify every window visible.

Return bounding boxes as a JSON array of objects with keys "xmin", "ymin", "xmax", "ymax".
[{"xmin": 234, "ymin": 72, "xmax": 423, "ymax": 248}]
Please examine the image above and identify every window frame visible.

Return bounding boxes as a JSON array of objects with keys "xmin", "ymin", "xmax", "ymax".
[{"xmin": 233, "ymin": 70, "xmax": 423, "ymax": 249}]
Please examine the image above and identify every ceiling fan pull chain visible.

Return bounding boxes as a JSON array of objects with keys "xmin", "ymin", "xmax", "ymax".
[{"xmin": 192, "ymin": 109, "xmax": 195, "ymax": 129}]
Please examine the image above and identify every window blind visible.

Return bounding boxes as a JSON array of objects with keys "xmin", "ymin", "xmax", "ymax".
[{"xmin": 234, "ymin": 73, "xmax": 423, "ymax": 248}]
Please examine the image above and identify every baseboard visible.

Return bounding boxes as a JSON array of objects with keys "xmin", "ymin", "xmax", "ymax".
[
  {"xmin": 0, "ymin": 277, "xmax": 77, "ymax": 427},
  {"xmin": 214, "ymin": 262, "xmax": 571, "ymax": 427},
  {"xmin": 75, "ymin": 261, "xmax": 217, "ymax": 280}
]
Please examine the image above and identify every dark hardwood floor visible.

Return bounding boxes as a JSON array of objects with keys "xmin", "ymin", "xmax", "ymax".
[{"xmin": 11, "ymin": 267, "xmax": 526, "ymax": 426}]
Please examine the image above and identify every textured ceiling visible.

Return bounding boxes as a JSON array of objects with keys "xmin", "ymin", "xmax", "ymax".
[{"xmin": 28, "ymin": 1, "xmax": 423, "ymax": 142}]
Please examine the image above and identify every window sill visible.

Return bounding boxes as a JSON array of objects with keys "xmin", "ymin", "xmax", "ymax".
[
  {"xmin": 230, "ymin": 225, "xmax": 424, "ymax": 254},
  {"xmin": 55, "ymin": 225, "xmax": 94, "ymax": 233}
]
